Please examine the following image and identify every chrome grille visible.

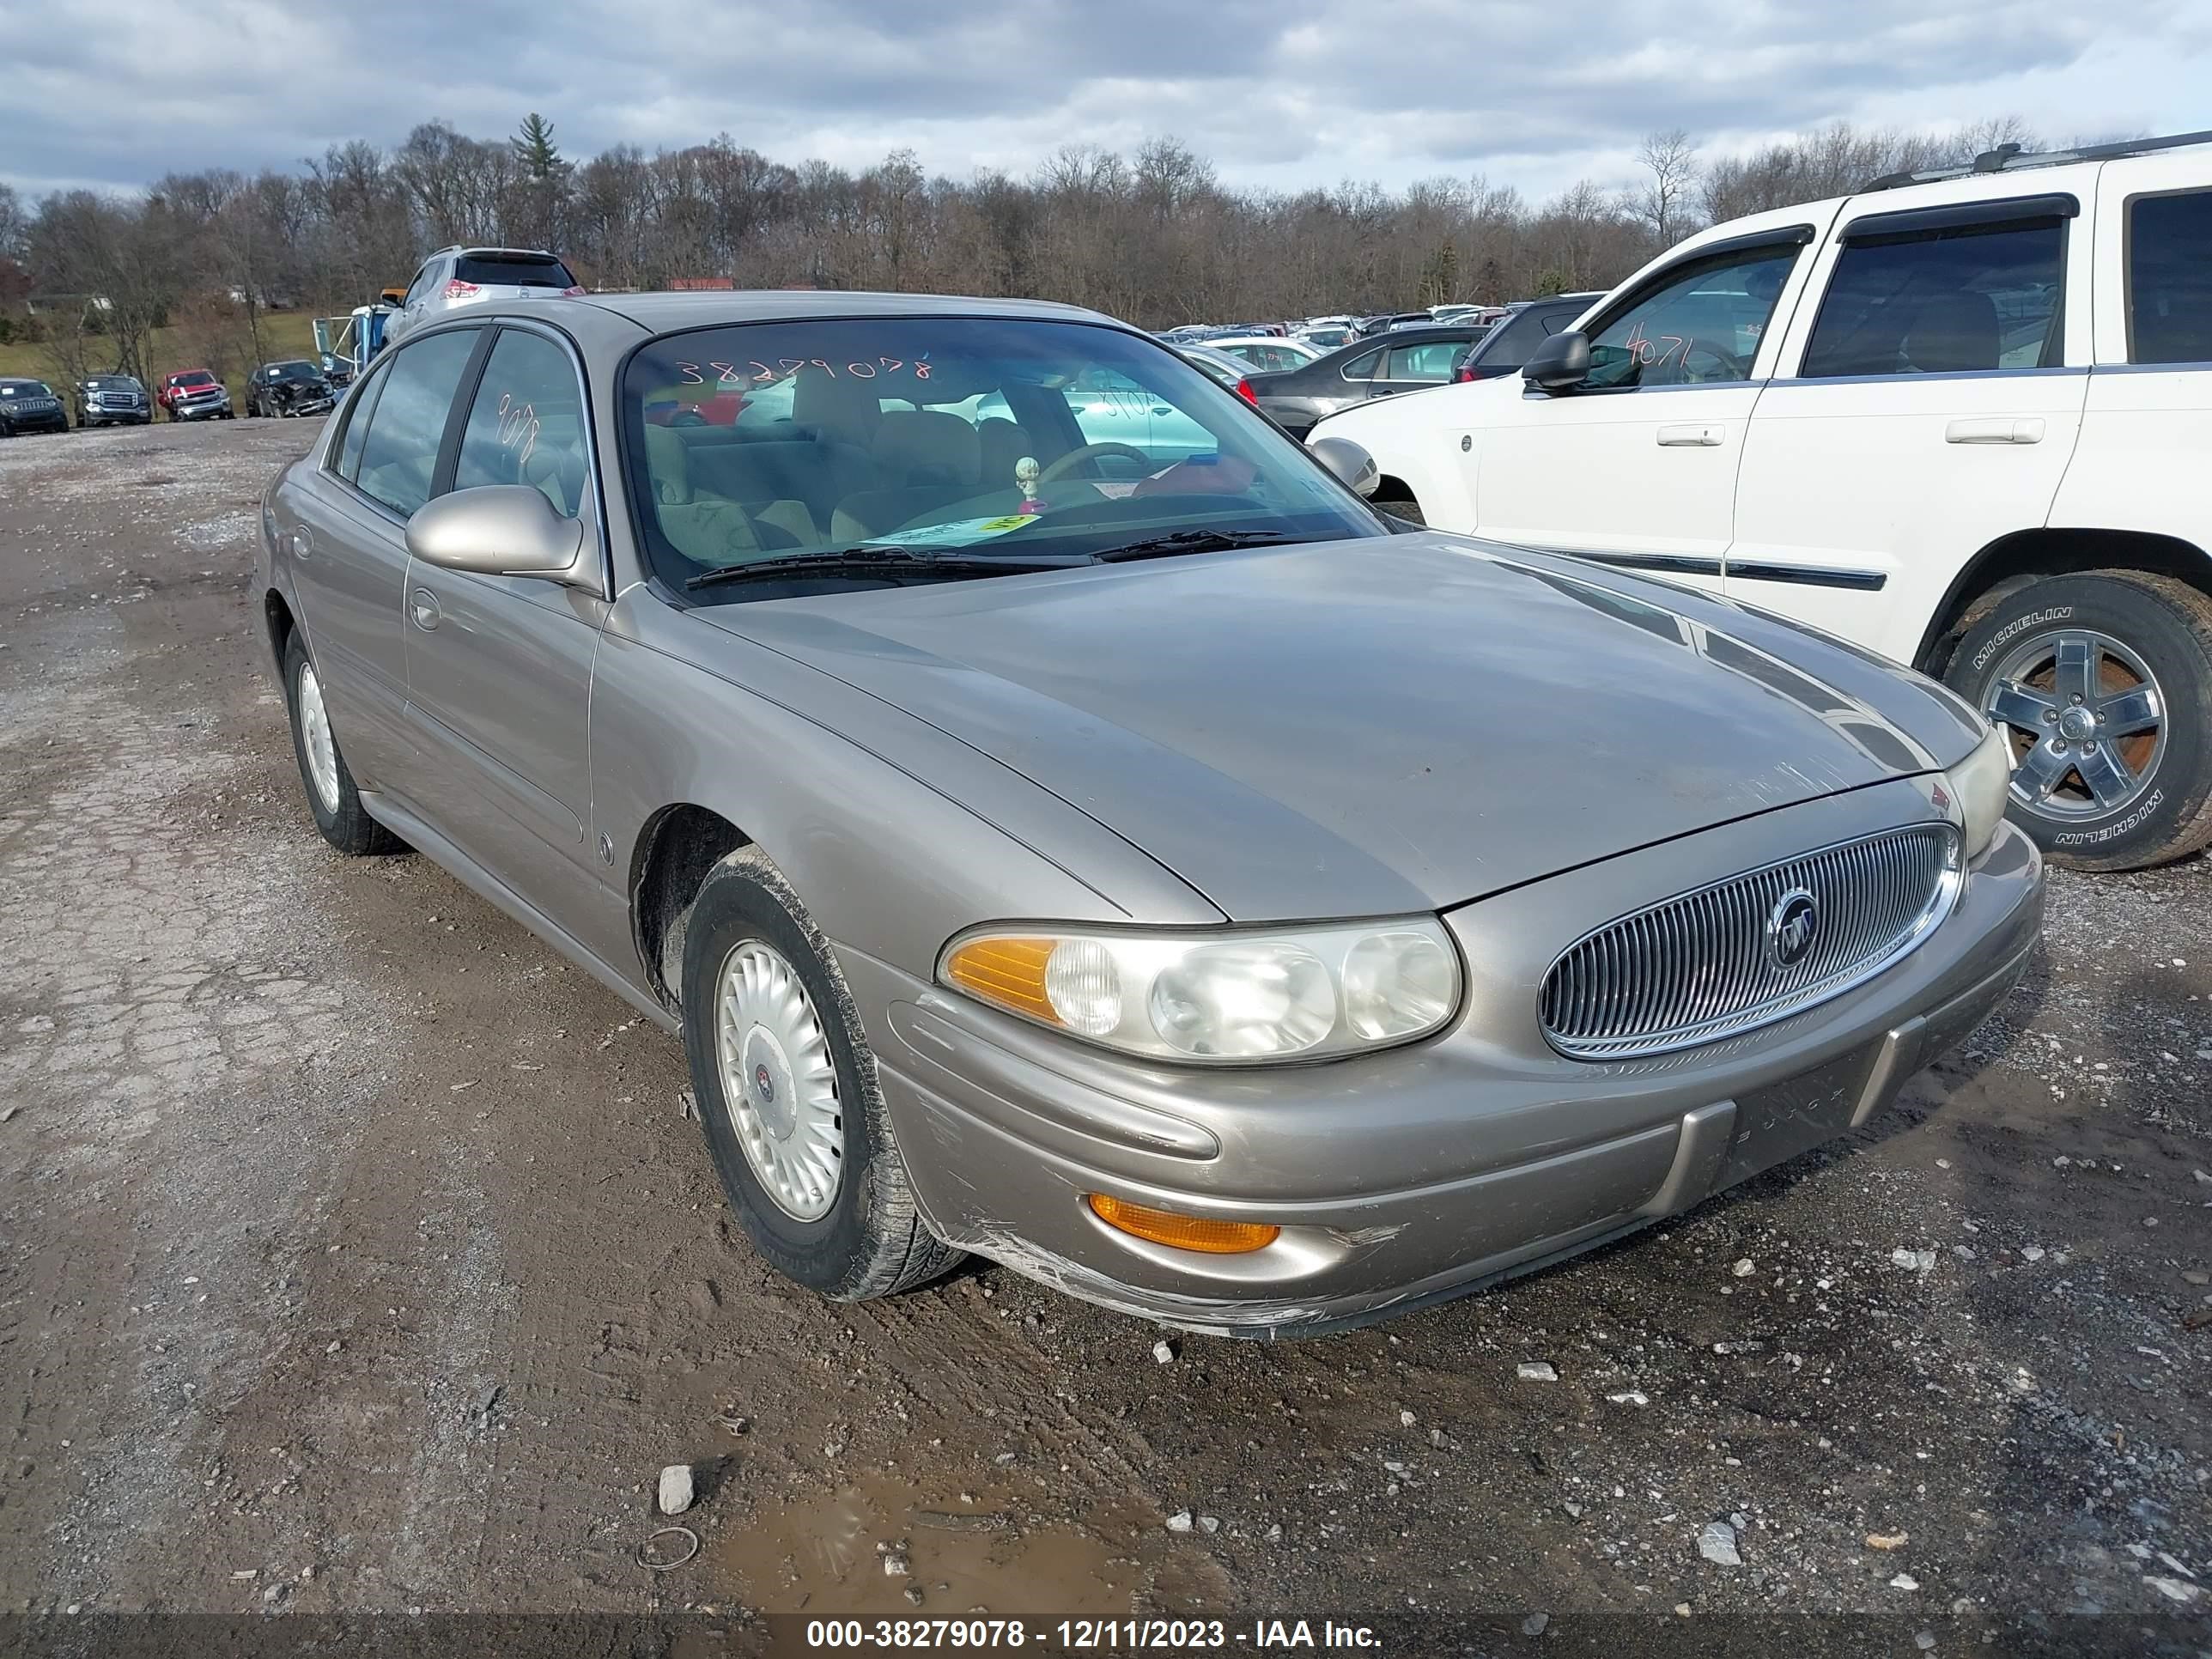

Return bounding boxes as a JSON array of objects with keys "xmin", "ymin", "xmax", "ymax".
[{"xmin": 1540, "ymin": 824, "xmax": 1960, "ymax": 1060}]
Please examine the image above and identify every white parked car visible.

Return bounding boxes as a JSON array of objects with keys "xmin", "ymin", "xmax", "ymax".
[
  {"xmin": 1312, "ymin": 131, "xmax": 2212, "ymax": 872},
  {"xmin": 1209, "ymin": 335, "xmax": 1323, "ymax": 374},
  {"xmin": 386, "ymin": 246, "xmax": 582, "ymax": 345}
]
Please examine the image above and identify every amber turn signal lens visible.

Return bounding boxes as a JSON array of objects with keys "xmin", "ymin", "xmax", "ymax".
[
  {"xmin": 942, "ymin": 935, "xmax": 1060, "ymax": 1024},
  {"xmin": 1086, "ymin": 1194, "xmax": 1280, "ymax": 1255}
]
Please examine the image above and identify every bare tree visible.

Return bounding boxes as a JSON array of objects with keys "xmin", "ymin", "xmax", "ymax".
[
  {"xmin": 1632, "ymin": 128, "xmax": 1700, "ymax": 250},
  {"xmin": 1, "ymin": 109, "xmax": 2071, "ymax": 341}
]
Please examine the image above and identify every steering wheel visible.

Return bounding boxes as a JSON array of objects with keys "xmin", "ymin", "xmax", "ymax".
[
  {"xmin": 1039, "ymin": 441, "xmax": 1152, "ymax": 483},
  {"xmin": 1679, "ymin": 340, "xmax": 1747, "ymax": 382}
]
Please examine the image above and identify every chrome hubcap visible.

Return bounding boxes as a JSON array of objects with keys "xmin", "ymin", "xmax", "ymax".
[
  {"xmin": 1985, "ymin": 628, "xmax": 2165, "ymax": 821},
  {"xmin": 297, "ymin": 662, "xmax": 341, "ymax": 811},
  {"xmin": 714, "ymin": 939, "xmax": 842, "ymax": 1221}
]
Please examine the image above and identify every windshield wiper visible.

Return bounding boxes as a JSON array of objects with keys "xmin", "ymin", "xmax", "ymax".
[
  {"xmin": 684, "ymin": 545, "xmax": 1073, "ymax": 592},
  {"xmin": 1085, "ymin": 529, "xmax": 1297, "ymax": 564}
]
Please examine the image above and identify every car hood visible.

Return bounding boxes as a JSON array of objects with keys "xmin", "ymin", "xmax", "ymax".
[{"xmin": 700, "ymin": 534, "xmax": 1984, "ymax": 921}]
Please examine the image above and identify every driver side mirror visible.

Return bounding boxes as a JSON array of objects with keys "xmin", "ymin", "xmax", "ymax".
[
  {"xmin": 1521, "ymin": 331, "xmax": 1591, "ymax": 393},
  {"xmin": 1307, "ymin": 435, "xmax": 1380, "ymax": 497},
  {"xmin": 405, "ymin": 485, "xmax": 594, "ymax": 587}
]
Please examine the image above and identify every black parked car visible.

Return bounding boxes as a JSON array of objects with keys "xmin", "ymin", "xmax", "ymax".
[
  {"xmin": 0, "ymin": 377, "xmax": 69, "ymax": 436},
  {"xmin": 1449, "ymin": 294, "xmax": 1603, "ymax": 380},
  {"xmin": 75, "ymin": 373, "xmax": 153, "ymax": 427},
  {"xmin": 245, "ymin": 359, "xmax": 337, "ymax": 418},
  {"xmin": 1240, "ymin": 325, "xmax": 1488, "ymax": 438}
]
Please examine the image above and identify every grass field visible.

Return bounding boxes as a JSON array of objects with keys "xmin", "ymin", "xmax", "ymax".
[{"xmin": 0, "ymin": 313, "xmax": 323, "ymax": 406}]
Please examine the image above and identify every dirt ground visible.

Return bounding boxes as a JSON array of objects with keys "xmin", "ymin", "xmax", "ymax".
[{"xmin": 0, "ymin": 421, "xmax": 2207, "ymax": 1657}]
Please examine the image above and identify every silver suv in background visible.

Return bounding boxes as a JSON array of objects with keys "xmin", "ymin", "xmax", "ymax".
[{"xmin": 385, "ymin": 246, "xmax": 582, "ymax": 345}]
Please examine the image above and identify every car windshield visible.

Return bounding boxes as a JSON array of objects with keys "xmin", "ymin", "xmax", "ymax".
[
  {"xmin": 268, "ymin": 361, "xmax": 320, "ymax": 380},
  {"xmin": 2, "ymin": 380, "xmax": 53, "ymax": 397},
  {"xmin": 623, "ymin": 316, "xmax": 1384, "ymax": 597},
  {"xmin": 173, "ymin": 373, "xmax": 216, "ymax": 388}
]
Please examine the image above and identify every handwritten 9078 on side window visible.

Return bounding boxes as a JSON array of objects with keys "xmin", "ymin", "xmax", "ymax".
[{"xmin": 672, "ymin": 356, "xmax": 932, "ymax": 386}]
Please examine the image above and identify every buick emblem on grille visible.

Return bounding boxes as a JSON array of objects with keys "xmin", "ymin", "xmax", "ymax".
[{"xmin": 1767, "ymin": 888, "xmax": 1820, "ymax": 968}]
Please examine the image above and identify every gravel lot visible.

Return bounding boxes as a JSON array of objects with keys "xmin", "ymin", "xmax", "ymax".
[{"xmin": 0, "ymin": 421, "xmax": 2207, "ymax": 1656}]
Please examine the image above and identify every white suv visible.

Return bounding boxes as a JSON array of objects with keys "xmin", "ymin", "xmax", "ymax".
[
  {"xmin": 385, "ymin": 246, "xmax": 581, "ymax": 345},
  {"xmin": 1314, "ymin": 132, "xmax": 2212, "ymax": 872}
]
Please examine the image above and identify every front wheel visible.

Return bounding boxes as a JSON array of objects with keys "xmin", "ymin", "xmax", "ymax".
[
  {"xmin": 679, "ymin": 847, "xmax": 959, "ymax": 1301},
  {"xmin": 1945, "ymin": 570, "xmax": 2212, "ymax": 870}
]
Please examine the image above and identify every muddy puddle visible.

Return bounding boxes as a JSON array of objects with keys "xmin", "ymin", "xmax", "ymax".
[{"xmin": 721, "ymin": 1469, "xmax": 1202, "ymax": 1619}]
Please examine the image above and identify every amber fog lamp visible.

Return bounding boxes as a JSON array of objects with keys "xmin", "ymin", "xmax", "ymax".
[{"xmin": 1087, "ymin": 1194, "xmax": 1279, "ymax": 1255}]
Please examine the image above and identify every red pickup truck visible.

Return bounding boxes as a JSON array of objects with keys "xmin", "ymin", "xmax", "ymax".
[{"xmin": 158, "ymin": 369, "xmax": 234, "ymax": 422}]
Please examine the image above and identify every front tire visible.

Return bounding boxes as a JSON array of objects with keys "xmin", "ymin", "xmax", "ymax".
[
  {"xmin": 283, "ymin": 631, "xmax": 402, "ymax": 856},
  {"xmin": 679, "ymin": 847, "xmax": 959, "ymax": 1301},
  {"xmin": 1945, "ymin": 571, "xmax": 2212, "ymax": 870}
]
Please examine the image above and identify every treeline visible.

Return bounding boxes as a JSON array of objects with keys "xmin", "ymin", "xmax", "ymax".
[{"xmin": 0, "ymin": 113, "xmax": 2046, "ymax": 386}]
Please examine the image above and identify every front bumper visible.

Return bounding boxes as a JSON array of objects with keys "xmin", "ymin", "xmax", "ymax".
[
  {"xmin": 3, "ymin": 407, "xmax": 68, "ymax": 433},
  {"xmin": 171, "ymin": 398, "xmax": 230, "ymax": 420},
  {"xmin": 850, "ymin": 787, "xmax": 2044, "ymax": 1337}
]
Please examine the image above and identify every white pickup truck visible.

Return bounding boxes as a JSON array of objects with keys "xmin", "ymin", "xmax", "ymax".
[{"xmin": 1315, "ymin": 131, "xmax": 2212, "ymax": 871}]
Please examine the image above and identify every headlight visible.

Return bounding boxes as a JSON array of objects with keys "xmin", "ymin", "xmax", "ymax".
[
  {"xmin": 939, "ymin": 919, "xmax": 1462, "ymax": 1063},
  {"xmin": 1944, "ymin": 724, "xmax": 2013, "ymax": 860}
]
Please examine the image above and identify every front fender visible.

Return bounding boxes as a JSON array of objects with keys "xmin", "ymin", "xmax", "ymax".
[{"xmin": 1310, "ymin": 388, "xmax": 1481, "ymax": 530}]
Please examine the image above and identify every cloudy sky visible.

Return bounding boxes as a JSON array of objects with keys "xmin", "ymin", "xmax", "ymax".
[{"xmin": 3, "ymin": 0, "xmax": 2209, "ymax": 202}]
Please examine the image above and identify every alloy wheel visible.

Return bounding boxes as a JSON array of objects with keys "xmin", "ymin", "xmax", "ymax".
[{"xmin": 1984, "ymin": 628, "xmax": 2166, "ymax": 820}]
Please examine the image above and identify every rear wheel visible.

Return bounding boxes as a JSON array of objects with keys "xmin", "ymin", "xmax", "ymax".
[
  {"xmin": 679, "ymin": 847, "xmax": 959, "ymax": 1301},
  {"xmin": 1944, "ymin": 571, "xmax": 2212, "ymax": 870},
  {"xmin": 283, "ymin": 631, "xmax": 402, "ymax": 856}
]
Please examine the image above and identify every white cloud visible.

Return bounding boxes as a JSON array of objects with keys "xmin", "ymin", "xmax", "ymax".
[{"xmin": 2, "ymin": 0, "xmax": 2208, "ymax": 203}]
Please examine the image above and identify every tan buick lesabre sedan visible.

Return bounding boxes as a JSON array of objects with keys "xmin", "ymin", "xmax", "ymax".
[{"xmin": 256, "ymin": 290, "xmax": 2041, "ymax": 1335}]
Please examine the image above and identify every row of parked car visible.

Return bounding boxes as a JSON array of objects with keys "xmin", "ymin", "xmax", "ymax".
[
  {"xmin": 1158, "ymin": 295, "xmax": 1604, "ymax": 437},
  {"xmin": 0, "ymin": 360, "xmax": 343, "ymax": 435}
]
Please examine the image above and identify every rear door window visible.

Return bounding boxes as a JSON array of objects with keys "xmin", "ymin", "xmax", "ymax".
[
  {"xmin": 453, "ymin": 330, "xmax": 589, "ymax": 517},
  {"xmin": 353, "ymin": 331, "xmax": 480, "ymax": 516},
  {"xmin": 1383, "ymin": 341, "xmax": 1461, "ymax": 383},
  {"xmin": 455, "ymin": 253, "xmax": 578, "ymax": 290},
  {"xmin": 331, "ymin": 359, "xmax": 392, "ymax": 483},
  {"xmin": 1800, "ymin": 222, "xmax": 2065, "ymax": 378},
  {"xmin": 1339, "ymin": 349, "xmax": 1382, "ymax": 382},
  {"xmin": 2127, "ymin": 189, "xmax": 2212, "ymax": 365},
  {"xmin": 402, "ymin": 259, "xmax": 442, "ymax": 307}
]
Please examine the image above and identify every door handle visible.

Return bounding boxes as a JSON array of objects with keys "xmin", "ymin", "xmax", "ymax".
[
  {"xmin": 1656, "ymin": 423, "xmax": 1724, "ymax": 447},
  {"xmin": 409, "ymin": 586, "xmax": 441, "ymax": 630},
  {"xmin": 1945, "ymin": 417, "xmax": 2044, "ymax": 444}
]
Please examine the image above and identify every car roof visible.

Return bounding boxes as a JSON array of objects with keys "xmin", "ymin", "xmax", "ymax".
[
  {"xmin": 1349, "ymin": 325, "xmax": 1482, "ymax": 345},
  {"xmin": 566, "ymin": 288, "xmax": 1127, "ymax": 335},
  {"xmin": 429, "ymin": 245, "xmax": 563, "ymax": 258},
  {"xmin": 1176, "ymin": 343, "xmax": 1255, "ymax": 371}
]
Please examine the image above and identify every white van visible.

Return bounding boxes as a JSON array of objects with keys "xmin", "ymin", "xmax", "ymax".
[{"xmin": 1314, "ymin": 132, "xmax": 2212, "ymax": 871}]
